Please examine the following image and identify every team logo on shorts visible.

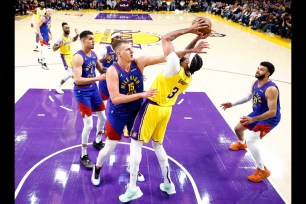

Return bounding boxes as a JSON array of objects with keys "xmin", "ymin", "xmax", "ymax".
[{"xmin": 132, "ymin": 132, "xmax": 137, "ymax": 137}]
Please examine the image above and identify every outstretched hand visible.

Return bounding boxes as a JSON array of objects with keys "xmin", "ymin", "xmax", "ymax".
[
  {"xmin": 75, "ymin": 28, "xmax": 79, "ymax": 35},
  {"xmin": 220, "ymin": 102, "xmax": 233, "ymax": 110},
  {"xmin": 192, "ymin": 41, "xmax": 210, "ymax": 54}
]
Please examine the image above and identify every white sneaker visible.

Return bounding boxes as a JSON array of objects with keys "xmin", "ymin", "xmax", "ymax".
[
  {"xmin": 119, "ymin": 184, "xmax": 143, "ymax": 202},
  {"xmin": 160, "ymin": 182, "xmax": 176, "ymax": 195},
  {"xmin": 126, "ymin": 165, "xmax": 145, "ymax": 182},
  {"xmin": 55, "ymin": 86, "xmax": 64, "ymax": 94},
  {"xmin": 91, "ymin": 164, "xmax": 101, "ymax": 186}
]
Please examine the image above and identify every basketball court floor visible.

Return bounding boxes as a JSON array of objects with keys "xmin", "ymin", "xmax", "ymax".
[{"xmin": 15, "ymin": 10, "xmax": 291, "ymax": 203}]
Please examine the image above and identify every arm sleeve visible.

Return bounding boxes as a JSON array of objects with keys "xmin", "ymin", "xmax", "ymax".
[
  {"xmin": 232, "ymin": 91, "xmax": 252, "ymax": 106},
  {"xmin": 162, "ymin": 51, "xmax": 180, "ymax": 77}
]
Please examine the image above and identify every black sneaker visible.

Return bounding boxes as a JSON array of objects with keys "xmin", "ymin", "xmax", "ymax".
[
  {"xmin": 93, "ymin": 140, "xmax": 105, "ymax": 150},
  {"xmin": 41, "ymin": 63, "xmax": 49, "ymax": 70},
  {"xmin": 80, "ymin": 154, "xmax": 93, "ymax": 169},
  {"xmin": 91, "ymin": 164, "xmax": 101, "ymax": 186}
]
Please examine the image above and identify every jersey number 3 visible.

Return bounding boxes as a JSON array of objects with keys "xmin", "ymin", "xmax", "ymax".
[{"xmin": 167, "ymin": 87, "xmax": 179, "ymax": 99}]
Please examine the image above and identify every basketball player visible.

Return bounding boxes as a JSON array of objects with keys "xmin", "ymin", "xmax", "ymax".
[
  {"xmin": 119, "ymin": 23, "xmax": 210, "ymax": 202},
  {"xmin": 52, "ymin": 22, "xmax": 80, "ymax": 94},
  {"xmin": 90, "ymin": 39, "xmax": 161, "ymax": 187},
  {"xmin": 36, "ymin": 8, "xmax": 52, "ymax": 70},
  {"xmin": 92, "ymin": 32, "xmax": 122, "ymax": 151},
  {"xmin": 31, "ymin": 1, "xmax": 46, "ymax": 52},
  {"xmin": 94, "ymin": 32, "xmax": 146, "ymax": 182},
  {"xmin": 220, "ymin": 61, "xmax": 281, "ymax": 182},
  {"xmin": 72, "ymin": 30, "xmax": 107, "ymax": 169}
]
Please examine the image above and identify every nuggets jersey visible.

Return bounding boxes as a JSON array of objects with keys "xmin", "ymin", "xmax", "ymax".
[
  {"xmin": 108, "ymin": 61, "xmax": 144, "ymax": 114},
  {"xmin": 40, "ymin": 16, "xmax": 51, "ymax": 42},
  {"xmin": 102, "ymin": 45, "xmax": 118, "ymax": 68},
  {"xmin": 99, "ymin": 45, "xmax": 118, "ymax": 97},
  {"xmin": 244, "ymin": 80, "xmax": 281, "ymax": 138},
  {"xmin": 252, "ymin": 80, "xmax": 281, "ymax": 120},
  {"xmin": 73, "ymin": 50, "xmax": 104, "ymax": 117},
  {"xmin": 148, "ymin": 67, "xmax": 192, "ymax": 106},
  {"xmin": 74, "ymin": 50, "xmax": 98, "ymax": 86}
]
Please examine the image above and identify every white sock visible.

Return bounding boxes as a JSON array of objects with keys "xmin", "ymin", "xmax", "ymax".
[
  {"xmin": 81, "ymin": 147, "xmax": 87, "ymax": 157},
  {"xmin": 81, "ymin": 115, "xmax": 93, "ymax": 155},
  {"xmin": 129, "ymin": 139, "xmax": 143, "ymax": 189},
  {"xmin": 239, "ymin": 139, "xmax": 246, "ymax": 144},
  {"xmin": 96, "ymin": 111, "xmax": 106, "ymax": 143},
  {"xmin": 246, "ymin": 131, "xmax": 265, "ymax": 170},
  {"xmin": 152, "ymin": 141, "xmax": 171, "ymax": 184},
  {"xmin": 96, "ymin": 138, "xmax": 118, "ymax": 166},
  {"xmin": 96, "ymin": 134, "xmax": 102, "ymax": 143}
]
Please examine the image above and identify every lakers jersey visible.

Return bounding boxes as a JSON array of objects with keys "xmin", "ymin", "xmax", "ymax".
[
  {"xmin": 59, "ymin": 35, "xmax": 73, "ymax": 55},
  {"xmin": 35, "ymin": 8, "xmax": 46, "ymax": 23},
  {"xmin": 148, "ymin": 67, "xmax": 192, "ymax": 106}
]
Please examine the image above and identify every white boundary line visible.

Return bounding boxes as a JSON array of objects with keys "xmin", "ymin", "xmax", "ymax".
[{"xmin": 15, "ymin": 142, "xmax": 203, "ymax": 203}]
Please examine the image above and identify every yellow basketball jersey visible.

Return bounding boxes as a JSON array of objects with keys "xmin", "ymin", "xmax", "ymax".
[
  {"xmin": 59, "ymin": 35, "xmax": 73, "ymax": 55},
  {"xmin": 35, "ymin": 8, "xmax": 46, "ymax": 22},
  {"xmin": 148, "ymin": 67, "xmax": 192, "ymax": 106}
]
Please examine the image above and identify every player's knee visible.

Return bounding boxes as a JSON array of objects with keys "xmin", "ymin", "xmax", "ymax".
[{"xmin": 246, "ymin": 131, "xmax": 261, "ymax": 145}]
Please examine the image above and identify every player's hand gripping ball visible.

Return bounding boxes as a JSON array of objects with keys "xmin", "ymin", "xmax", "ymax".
[{"xmin": 192, "ymin": 17, "xmax": 212, "ymax": 35}]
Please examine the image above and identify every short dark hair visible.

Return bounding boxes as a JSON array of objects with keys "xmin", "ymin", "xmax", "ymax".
[
  {"xmin": 62, "ymin": 22, "xmax": 68, "ymax": 27},
  {"xmin": 260, "ymin": 61, "xmax": 275, "ymax": 76},
  {"xmin": 80, "ymin": 30, "xmax": 93, "ymax": 40},
  {"xmin": 189, "ymin": 54, "xmax": 203, "ymax": 74}
]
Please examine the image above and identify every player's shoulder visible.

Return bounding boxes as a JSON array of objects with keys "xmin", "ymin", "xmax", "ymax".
[
  {"xmin": 106, "ymin": 64, "xmax": 117, "ymax": 74},
  {"xmin": 267, "ymin": 83, "xmax": 279, "ymax": 91}
]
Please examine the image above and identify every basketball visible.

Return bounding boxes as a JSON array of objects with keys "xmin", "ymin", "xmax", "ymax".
[{"xmin": 192, "ymin": 17, "xmax": 212, "ymax": 35}]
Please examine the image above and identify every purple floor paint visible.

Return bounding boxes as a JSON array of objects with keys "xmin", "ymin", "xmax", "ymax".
[
  {"xmin": 95, "ymin": 13, "xmax": 153, "ymax": 20},
  {"xmin": 15, "ymin": 89, "xmax": 286, "ymax": 203}
]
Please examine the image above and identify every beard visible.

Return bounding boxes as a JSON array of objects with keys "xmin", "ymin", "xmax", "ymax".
[
  {"xmin": 64, "ymin": 31, "xmax": 70, "ymax": 35},
  {"xmin": 255, "ymin": 73, "xmax": 265, "ymax": 80}
]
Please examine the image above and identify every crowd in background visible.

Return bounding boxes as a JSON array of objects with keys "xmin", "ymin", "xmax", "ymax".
[{"xmin": 14, "ymin": 0, "xmax": 292, "ymax": 39}]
